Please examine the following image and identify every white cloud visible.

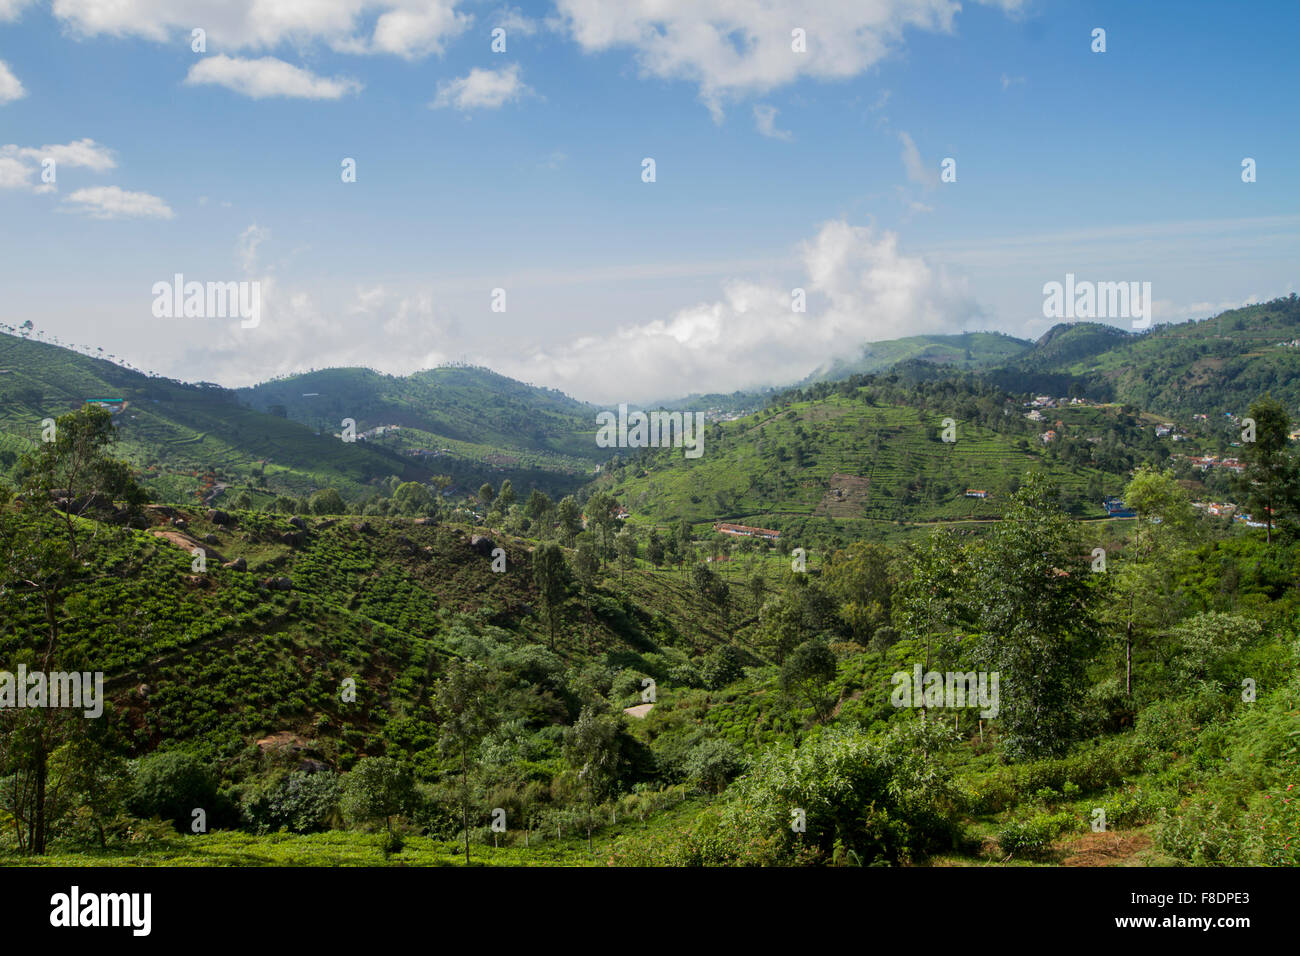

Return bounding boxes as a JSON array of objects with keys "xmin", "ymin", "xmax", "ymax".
[
  {"xmin": 185, "ymin": 55, "xmax": 362, "ymax": 99},
  {"xmin": 0, "ymin": 60, "xmax": 25, "ymax": 103},
  {"xmin": 171, "ymin": 283, "xmax": 460, "ymax": 385},
  {"xmin": 0, "ymin": 138, "xmax": 117, "ymax": 190},
  {"xmin": 0, "ymin": 155, "xmax": 32, "ymax": 188},
  {"xmin": 556, "ymin": 0, "xmax": 1022, "ymax": 117},
  {"xmin": 753, "ymin": 104, "xmax": 792, "ymax": 141},
  {"xmin": 0, "ymin": 0, "xmax": 35, "ymax": 21},
  {"xmin": 237, "ymin": 223, "xmax": 271, "ymax": 272},
  {"xmin": 1000, "ymin": 73, "xmax": 1025, "ymax": 90},
  {"xmin": 51, "ymin": 0, "xmax": 470, "ymax": 58},
  {"xmin": 494, "ymin": 7, "xmax": 541, "ymax": 37},
  {"xmin": 491, "ymin": 219, "xmax": 982, "ymax": 402},
  {"xmin": 431, "ymin": 64, "xmax": 530, "ymax": 110},
  {"xmin": 898, "ymin": 131, "xmax": 935, "ymax": 187},
  {"xmin": 22, "ymin": 138, "xmax": 116, "ymax": 170},
  {"xmin": 62, "ymin": 185, "xmax": 174, "ymax": 220}
]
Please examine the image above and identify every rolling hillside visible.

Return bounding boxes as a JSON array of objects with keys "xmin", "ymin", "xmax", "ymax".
[
  {"xmin": 592, "ymin": 378, "xmax": 1135, "ymax": 538},
  {"xmin": 983, "ymin": 296, "xmax": 1300, "ymax": 415},
  {"xmin": 805, "ymin": 330, "xmax": 1032, "ymax": 383},
  {"xmin": 239, "ymin": 365, "xmax": 604, "ymax": 496},
  {"xmin": 0, "ymin": 334, "xmax": 428, "ymax": 503}
]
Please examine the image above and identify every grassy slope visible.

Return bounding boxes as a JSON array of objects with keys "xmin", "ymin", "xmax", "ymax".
[
  {"xmin": 0, "ymin": 335, "xmax": 428, "ymax": 502},
  {"xmin": 806, "ymin": 331, "xmax": 1032, "ymax": 383},
  {"xmin": 595, "ymin": 391, "xmax": 1126, "ymax": 532}
]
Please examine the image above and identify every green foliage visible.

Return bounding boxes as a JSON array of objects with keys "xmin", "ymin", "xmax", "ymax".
[
  {"xmin": 341, "ymin": 757, "xmax": 414, "ymax": 834},
  {"xmin": 128, "ymin": 751, "xmax": 220, "ymax": 831}
]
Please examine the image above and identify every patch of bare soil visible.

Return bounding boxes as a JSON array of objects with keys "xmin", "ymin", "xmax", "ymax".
[
  {"xmin": 815, "ymin": 473, "xmax": 871, "ymax": 518},
  {"xmin": 1061, "ymin": 830, "xmax": 1153, "ymax": 867}
]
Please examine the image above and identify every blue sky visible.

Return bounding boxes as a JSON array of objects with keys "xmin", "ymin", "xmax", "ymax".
[{"xmin": 1, "ymin": 0, "xmax": 1296, "ymax": 403}]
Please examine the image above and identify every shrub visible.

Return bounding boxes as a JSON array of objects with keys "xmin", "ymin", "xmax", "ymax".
[
  {"xmin": 996, "ymin": 811, "xmax": 1076, "ymax": 860},
  {"xmin": 682, "ymin": 738, "xmax": 745, "ymax": 794},
  {"xmin": 127, "ymin": 751, "xmax": 220, "ymax": 831}
]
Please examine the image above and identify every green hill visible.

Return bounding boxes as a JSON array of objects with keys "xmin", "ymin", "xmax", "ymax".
[
  {"xmin": 590, "ymin": 375, "xmax": 1141, "ymax": 540},
  {"xmin": 238, "ymin": 365, "xmax": 603, "ymax": 497},
  {"xmin": 806, "ymin": 330, "xmax": 1032, "ymax": 383},
  {"xmin": 984, "ymin": 295, "xmax": 1300, "ymax": 416},
  {"xmin": 0, "ymin": 334, "xmax": 428, "ymax": 504}
]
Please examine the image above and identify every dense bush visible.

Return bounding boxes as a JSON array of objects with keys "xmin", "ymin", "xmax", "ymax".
[
  {"xmin": 127, "ymin": 751, "xmax": 221, "ymax": 831},
  {"xmin": 242, "ymin": 770, "xmax": 343, "ymax": 834}
]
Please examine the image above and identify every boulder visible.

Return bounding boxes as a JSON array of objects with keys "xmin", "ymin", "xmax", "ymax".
[
  {"xmin": 207, "ymin": 509, "xmax": 233, "ymax": 525},
  {"xmin": 221, "ymin": 557, "xmax": 247, "ymax": 571},
  {"xmin": 470, "ymin": 534, "xmax": 495, "ymax": 557}
]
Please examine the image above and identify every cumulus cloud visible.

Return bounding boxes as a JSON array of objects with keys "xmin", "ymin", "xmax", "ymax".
[
  {"xmin": 431, "ymin": 64, "xmax": 530, "ymax": 110},
  {"xmin": 51, "ymin": 0, "xmax": 470, "ymax": 58},
  {"xmin": 62, "ymin": 185, "xmax": 174, "ymax": 219},
  {"xmin": 753, "ymin": 104, "xmax": 792, "ymax": 141},
  {"xmin": 555, "ymin": 0, "xmax": 1022, "ymax": 117},
  {"xmin": 0, "ymin": 138, "xmax": 117, "ymax": 191},
  {"xmin": 0, "ymin": 0, "xmax": 35, "ymax": 21},
  {"xmin": 185, "ymin": 55, "xmax": 362, "ymax": 99},
  {"xmin": 490, "ymin": 219, "xmax": 982, "ymax": 403},
  {"xmin": 172, "ymin": 282, "xmax": 460, "ymax": 385},
  {"xmin": 0, "ymin": 60, "xmax": 25, "ymax": 103}
]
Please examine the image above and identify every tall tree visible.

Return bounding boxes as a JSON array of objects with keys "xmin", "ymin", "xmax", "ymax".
[
  {"xmin": 532, "ymin": 543, "xmax": 571, "ymax": 649},
  {"xmin": 434, "ymin": 660, "xmax": 495, "ymax": 864},
  {"xmin": 1, "ymin": 406, "xmax": 142, "ymax": 854},
  {"xmin": 1108, "ymin": 466, "xmax": 1197, "ymax": 696},
  {"xmin": 967, "ymin": 473, "xmax": 1099, "ymax": 759},
  {"xmin": 1234, "ymin": 395, "xmax": 1298, "ymax": 543}
]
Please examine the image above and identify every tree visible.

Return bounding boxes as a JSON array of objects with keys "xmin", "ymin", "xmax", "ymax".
[
  {"xmin": 572, "ymin": 538, "xmax": 598, "ymax": 585},
  {"xmin": 496, "ymin": 479, "xmax": 516, "ymax": 513},
  {"xmin": 533, "ymin": 543, "xmax": 571, "ymax": 649},
  {"xmin": 0, "ymin": 406, "xmax": 143, "ymax": 854},
  {"xmin": 1107, "ymin": 466, "xmax": 1197, "ymax": 696},
  {"xmin": 555, "ymin": 496, "xmax": 582, "ymax": 546},
  {"xmin": 564, "ymin": 705, "xmax": 628, "ymax": 851},
  {"xmin": 646, "ymin": 529, "xmax": 665, "ymax": 568},
  {"xmin": 392, "ymin": 481, "xmax": 435, "ymax": 517},
  {"xmin": 128, "ymin": 750, "xmax": 220, "ymax": 831},
  {"xmin": 893, "ymin": 530, "xmax": 968, "ymax": 696},
  {"xmin": 585, "ymin": 492, "xmax": 618, "ymax": 566},
  {"xmin": 341, "ymin": 756, "xmax": 414, "ymax": 840},
  {"xmin": 434, "ymin": 661, "xmax": 495, "ymax": 864},
  {"xmin": 309, "ymin": 487, "xmax": 346, "ymax": 515},
  {"xmin": 477, "ymin": 483, "xmax": 496, "ymax": 509},
  {"xmin": 967, "ymin": 473, "xmax": 1099, "ymax": 759},
  {"xmin": 614, "ymin": 527, "xmax": 638, "ymax": 581},
  {"xmin": 691, "ymin": 562, "xmax": 731, "ymax": 624},
  {"xmin": 824, "ymin": 541, "xmax": 894, "ymax": 642},
  {"xmin": 780, "ymin": 638, "xmax": 838, "ymax": 720},
  {"xmin": 524, "ymin": 489, "xmax": 553, "ymax": 528},
  {"xmin": 1235, "ymin": 395, "xmax": 1298, "ymax": 543}
]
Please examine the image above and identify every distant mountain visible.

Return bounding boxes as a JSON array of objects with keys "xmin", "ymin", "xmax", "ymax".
[
  {"xmin": 0, "ymin": 334, "xmax": 427, "ymax": 503},
  {"xmin": 804, "ymin": 330, "xmax": 1031, "ymax": 383},
  {"xmin": 0, "ymin": 335, "xmax": 609, "ymax": 504},
  {"xmin": 238, "ymin": 365, "xmax": 603, "ymax": 496},
  {"xmin": 984, "ymin": 295, "xmax": 1300, "ymax": 416}
]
